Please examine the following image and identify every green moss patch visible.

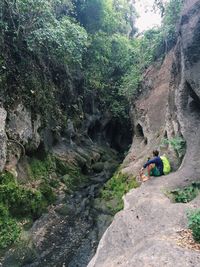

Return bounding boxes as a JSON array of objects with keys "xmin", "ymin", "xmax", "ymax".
[
  {"xmin": 0, "ymin": 170, "xmax": 57, "ymax": 249},
  {"xmin": 99, "ymin": 169, "xmax": 139, "ymax": 214},
  {"xmin": 27, "ymin": 155, "xmax": 57, "ymax": 180},
  {"xmin": 0, "ymin": 153, "xmax": 92, "ymax": 250},
  {"xmin": 0, "ymin": 204, "xmax": 21, "ymax": 249}
]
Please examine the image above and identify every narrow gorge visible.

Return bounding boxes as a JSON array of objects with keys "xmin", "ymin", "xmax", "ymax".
[
  {"xmin": 0, "ymin": 0, "xmax": 200, "ymax": 267},
  {"xmin": 89, "ymin": 0, "xmax": 200, "ymax": 266}
]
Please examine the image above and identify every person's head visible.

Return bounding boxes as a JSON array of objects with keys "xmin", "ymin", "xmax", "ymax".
[{"xmin": 152, "ymin": 150, "xmax": 159, "ymax": 157}]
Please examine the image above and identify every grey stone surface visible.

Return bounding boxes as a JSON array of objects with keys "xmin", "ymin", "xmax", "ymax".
[
  {"xmin": 6, "ymin": 103, "xmax": 41, "ymax": 148},
  {"xmin": 0, "ymin": 107, "xmax": 7, "ymax": 171}
]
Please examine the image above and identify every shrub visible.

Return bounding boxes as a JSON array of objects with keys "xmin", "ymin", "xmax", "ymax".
[
  {"xmin": 28, "ymin": 155, "xmax": 56, "ymax": 180},
  {"xmin": 0, "ymin": 204, "xmax": 21, "ymax": 249},
  {"xmin": 187, "ymin": 209, "xmax": 200, "ymax": 243},
  {"xmin": 162, "ymin": 136, "xmax": 186, "ymax": 158},
  {"xmin": 0, "ymin": 182, "xmax": 46, "ymax": 218},
  {"xmin": 100, "ymin": 170, "xmax": 139, "ymax": 213},
  {"xmin": 0, "ymin": 172, "xmax": 16, "ymax": 184},
  {"xmin": 171, "ymin": 185, "xmax": 199, "ymax": 203},
  {"xmin": 40, "ymin": 182, "xmax": 56, "ymax": 204}
]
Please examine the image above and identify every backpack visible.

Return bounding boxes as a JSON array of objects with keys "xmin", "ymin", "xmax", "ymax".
[{"xmin": 160, "ymin": 155, "xmax": 171, "ymax": 175}]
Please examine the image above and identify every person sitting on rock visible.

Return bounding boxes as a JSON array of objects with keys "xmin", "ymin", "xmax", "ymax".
[{"xmin": 140, "ymin": 150, "xmax": 164, "ymax": 181}]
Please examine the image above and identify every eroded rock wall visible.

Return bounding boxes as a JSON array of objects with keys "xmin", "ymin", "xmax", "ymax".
[
  {"xmin": 123, "ymin": 50, "xmax": 180, "ymax": 175},
  {"xmin": 123, "ymin": 0, "xmax": 200, "ymax": 176},
  {"xmin": 88, "ymin": 0, "xmax": 200, "ymax": 266}
]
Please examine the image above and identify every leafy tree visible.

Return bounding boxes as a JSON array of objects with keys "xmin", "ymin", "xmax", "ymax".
[
  {"xmin": 74, "ymin": 0, "xmax": 136, "ymax": 34},
  {"xmin": 0, "ymin": 0, "xmax": 87, "ymax": 131},
  {"xmin": 162, "ymin": 0, "xmax": 184, "ymax": 50},
  {"xmin": 153, "ymin": 0, "xmax": 165, "ymax": 16}
]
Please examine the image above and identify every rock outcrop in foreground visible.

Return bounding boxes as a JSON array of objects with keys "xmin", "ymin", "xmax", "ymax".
[{"xmin": 88, "ymin": 1, "xmax": 200, "ymax": 266}]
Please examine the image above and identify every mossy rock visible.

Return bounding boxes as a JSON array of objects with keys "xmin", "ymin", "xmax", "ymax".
[
  {"xmin": 104, "ymin": 161, "xmax": 119, "ymax": 173},
  {"xmin": 93, "ymin": 198, "xmax": 112, "ymax": 214},
  {"xmin": 99, "ymin": 169, "xmax": 139, "ymax": 215},
  {"xmin": 48, "ymin": 178, "xmax": 60, "ymax": 188},
  {"xmin": 0, "ymin": 172, "xmax": 16, "ymax": 184},
  {"xmin": 61, "ymin": 174, "xmax": 71, "ymax": 186},
  {"xmin": 0, "ymin": 179, "xmax": 48, "ymax": 219},
  {"xmin": 27, "ymin": 155, "xmax": 56, "ymax": 180},
  {"xmin": 3, "ymin": 245, "xmax": 38, "ymax": 267},
  {"xmin": 55, "ymin": 157, "xmax": 81, "ymax": 178},
  {"xmin": 0, "ymin": 204, "xmax": 21, "ymax": 249},
  {"xmin": 55, "ymin": 204, "xmax": 69, "ymax": 216},
  {"xmin": 73, "ymin": 154, "xmax": 87, "ymax": 168},
  {"xmin": 61, "ymin": 173, "xmax": 88, "ymax": 190},
  {"xmin": 39, "ymin": 182, "xmax": 56, "ymax": 204},
  {"xmin": 92, "ymin": 162, "xmax": 105, "ymax": 173}
]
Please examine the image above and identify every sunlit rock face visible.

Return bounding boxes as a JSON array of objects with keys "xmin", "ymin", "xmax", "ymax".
[{"xmin": 88, "ymin": 1, "xmax": 200, "ymax": 266}]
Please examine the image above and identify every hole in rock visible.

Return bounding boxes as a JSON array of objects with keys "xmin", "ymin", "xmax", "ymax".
[
  {"xmin": 144, "ymin": 137, "xmax": 148, "ymax": 145},
  {"xmin": 88, "ymin": 120, "xmax": 101, "ymax": 142},
  {"xmin": 186, "ymin": 81, "xmax": 200, "ymax": 112},
  {"xmin": 135, "ymin": 124, "xmax": 144, "ymax": 138}
]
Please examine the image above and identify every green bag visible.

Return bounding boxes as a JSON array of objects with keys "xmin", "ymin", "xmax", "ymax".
[{"xmin": 160, "ymin": 155, "xmax": 171, "ymax": 175}]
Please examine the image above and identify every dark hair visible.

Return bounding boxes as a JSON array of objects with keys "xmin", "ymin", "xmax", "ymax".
[{"xmin": 153, "ymin": 150, "xmax": 159, "ymax": 157}]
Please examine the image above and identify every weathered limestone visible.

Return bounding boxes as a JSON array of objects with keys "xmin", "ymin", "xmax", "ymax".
[
  {"xmin": 0, "ymin": 107, "xmax": 7, "ymax": 171},
  {"xmin": 4, "ymin": 104, "xmax": 41, "ymax": 173},
  {"xmin": 6, "ymin": 104, "xmax": 41, "ymax": 148}
]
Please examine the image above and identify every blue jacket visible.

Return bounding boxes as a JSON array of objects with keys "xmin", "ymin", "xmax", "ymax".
[{"xmin": 143, "ymin": 156, "xmax": 163, "ymax": 174}]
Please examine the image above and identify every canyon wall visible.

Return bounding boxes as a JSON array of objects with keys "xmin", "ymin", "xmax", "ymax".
[{"xmin": 88, "ymin": 1, "xmax": 200, "ymax": 266}]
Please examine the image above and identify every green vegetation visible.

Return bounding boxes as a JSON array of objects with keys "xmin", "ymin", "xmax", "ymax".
[
  {"xmin": 170, "ymin": 183, "xmax": 200, "ymax": 203},
  {"xmin": 154, "ymin": 0, "xmax": 184, "ymax": 46},
  {"xmin": 119, "ymin": 0, "xmax": 184, "ymax": 99},
  {"xmin": 28, "ymin": 156, "xmax": 56, "ymax": 180},
  {"xmin": 162, "ymin": 136, "xmax": 186, "ymax": 158},
  {"xmin": 187, "ymin": 209, "xmax": 200, "ymax": 243},
  {"xmin": 0, "ymin": 204, "xmax": 21, "ymax": 249},
  {"xmin": 100, "ymin": 169, "xmax": 139, "ymax": 214},
  {"xmin": 0, "ymin": 154, "xmax": 89, "ymax": 249},
  {"xmin": 0, "ymin": 0, "xmax": 88, "ymax": 131},
  {"xmin": 161, "ymin": 0, "xmax": 184, "ymax": 49},
  {"xmin": 0, "ymin": 0, "xmax": 186, "ymax": 250},
  {"xmin": 0, "ymin": 172, "xmax": 53, "ymax": 218},
  {"xmin": 28, "ymin": 152, "xmax": 92, "ymax": 191},
  {"xmin": 0, "ymin": 0, "xmax": 184, "ymax": 131}
]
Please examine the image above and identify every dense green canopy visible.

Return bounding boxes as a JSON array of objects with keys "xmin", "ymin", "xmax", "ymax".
[{"xmin": 0, "ymin": 0, "xmax": 183, "ymax": 126}]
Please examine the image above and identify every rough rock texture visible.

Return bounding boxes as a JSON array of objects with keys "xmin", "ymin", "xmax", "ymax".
[
  {"xmin": 123, "ymin": 50, "xmax": 180, "ymax": 175},
  {"xmin": 6, "ymin": 103, "xmax": 41, "ymax": 148},
  {"xmin": 88, "ymin": 1, "xmax": 200, "ymax": 266},
  {"xmin": 0, "ymin": 107, "xmax": 7, "ymax": 171},
  {"xmin": 4, "ymin": 103, "xmax": 41, "ymax": 173}
]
